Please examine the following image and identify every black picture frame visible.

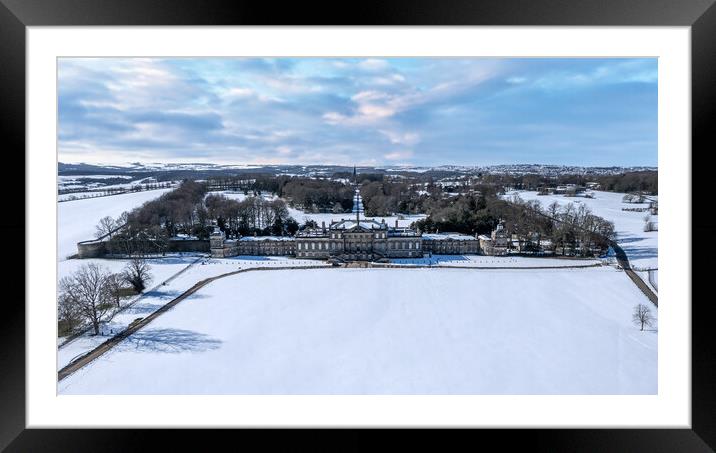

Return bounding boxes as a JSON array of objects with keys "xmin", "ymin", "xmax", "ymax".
[{"xmin": 2, "ymin": 0, "xmax": 713, "ymax": 450}]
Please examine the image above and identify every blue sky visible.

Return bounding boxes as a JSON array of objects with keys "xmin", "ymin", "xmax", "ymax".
[{"xmin": 58, "ymin": 57, "xmax": 657, "ymax": 167}]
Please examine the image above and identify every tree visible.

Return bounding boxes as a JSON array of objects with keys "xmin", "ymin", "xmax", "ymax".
[
  {"xmin": 115, "ymin": 211, "xmax": 129, "ymax": 228},
  {"xmin": 103, "ymin": 273, "xmax": 124, "ymax": 308},
  {"xmin": 57, "ymin": 289, "xmax": 82, "ymax": 335},
  {"xmin": 632, "ymin": 304, "xmax": 655, "ymax": 331},
  {"xmin": 60, "ymin": 264, "xmax": 114, "ymax": 335},
  {"xmin": 123, "ymin": 257, "xmax": 152, "ymax": 293},
  {"xmin": 95, "ymin": 216, "xmax": 116, "ymax": 239}
]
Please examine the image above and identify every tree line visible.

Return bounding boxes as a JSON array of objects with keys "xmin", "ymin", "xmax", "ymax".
[
  {"xmin": 205, "ymin": 194, "xmax": 299, "ymax": 237},
  {"xmin": 93, "ymin": 180, "xmax": 303, "ymax": 256},
  {"xmin": 488, "ymin": 171, "xmax": 658, "ymax": 195},
  {"xmin": 412, "ymin": 192, "xmax": 615, "ymax": 256}
]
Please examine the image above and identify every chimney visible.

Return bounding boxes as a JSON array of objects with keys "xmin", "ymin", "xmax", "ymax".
[
  {"xmin": 395, "ymin": 219, "xmax": 399, "ymax": 229},
  {"xmin": 322, "ymin": 221, "xmax": 326, "ymax": 232}
]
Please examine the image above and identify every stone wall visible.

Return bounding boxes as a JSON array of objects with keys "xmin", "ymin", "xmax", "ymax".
[
  {"xmin": 423, "ymin": 239, "xmax": 479, "ymax": 255},
  {"xmin": 77, "ymin": 238, "xmax": 209, "ymax": 258},
  {"xmin": 76, "ymin": 240, "xmax": 108, "ymax": 258},
  {"xmin": 168, "ymin": 239, "xmax": 210, "ymax": 253}
]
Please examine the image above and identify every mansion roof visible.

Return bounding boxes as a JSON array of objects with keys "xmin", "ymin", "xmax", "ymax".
[
  {"xmin": 423, "ymin": 233, "xmax": 477, "ymax": 241},
  {"xmin": 329, "ymin": 219, "xmax": 387, "ymax": 230}
]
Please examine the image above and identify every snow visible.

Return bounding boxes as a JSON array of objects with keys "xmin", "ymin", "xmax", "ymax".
[
  {"xmin": 59, "ymin": 266, "xmax": 656, "ymax": 395},
  {"xmin": 239, "ymin": 236, "xmax": 294, "ymax": 241},
  {"xmin": 57, "ymin": 255, "xmax": 330, "ymax": 371},
  {"xmin": 422, "ymin": 233, "xmax": 477, "ymax": 241},
  {"xmin": 289, "ymin": 210, "xmax": 426, "ymax": 229},
  {"xmin": 58, "ymin": 174, "xmax": 134, "ymax": 181},
  {"xmin": 208, "ymin": 190, "xmax": 427, "ymax": 228},
  {"xmin": 635, "ymin": 269, "xmax": 658, "ymax": 294},
  {"xmin": 391, "ymin": 255, "xmax": 602, "ymax": 268},
  {"xmin": 506, "ymin": 191, "xmax": 658, "ymax": 269},
  {"xmin": 57, "ymin": 189, "xmax": 172, "ymax": 260}
]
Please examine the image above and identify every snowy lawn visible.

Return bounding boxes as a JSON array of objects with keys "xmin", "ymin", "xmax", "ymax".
[
  {"xmin": 507, "ymin": 191, "xmax": 657, "ymax": 269},
  {"xmin": 208, "ymin": 190, "xmax": 426, "ymax": 228},
  {"xmin": 57, "ymin": 255, "xmax": 330, "ymax": 370},
  {"xmin": 391, "ymin": 255, "xmax": 602, "ymax": 268},
  {"xmin": 58, "ymin": 189, "xmax": 172, "ymax": 260},
  {"xmin": 59, "ymin": 266, "xmax": 657, "ymax": 395}
]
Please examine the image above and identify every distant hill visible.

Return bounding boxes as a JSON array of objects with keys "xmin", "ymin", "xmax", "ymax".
[{"xmin": 59, "ymin": 162, "xmax": 657, "ymax": 179}]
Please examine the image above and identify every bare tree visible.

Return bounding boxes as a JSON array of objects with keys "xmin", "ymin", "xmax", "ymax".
[
  {"xmin": 123, "ymin": 257, "xmax": 152, "ymax": 293},
  {"xmin": 103, "ymin": 273, "xmax": 124, "ymax": 308},
  {"xmin": 632, "ymin": 304, "xmax": 655, "ymax": 331},
  {"xmin": 95, "ymin": 216, "xmax": 117, "ymax": 239},
  {"xmin": 61, "ymin": 264, "xmax": 114, "ymax": 335},
  {"xmin": 115, "ymin": 211, "xmax": 129, "ymax": 227},
  {"xmin": 57, "ymin": 286, "xmax": 82, "ymax": 335}
]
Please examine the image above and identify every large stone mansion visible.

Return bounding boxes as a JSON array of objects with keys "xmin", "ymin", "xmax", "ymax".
[{"xmin": 209, "ymin": 188, "xmax": 506, "ymax": 261}]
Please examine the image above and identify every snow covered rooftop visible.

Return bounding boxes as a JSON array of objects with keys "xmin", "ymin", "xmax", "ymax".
[
  {"xmin": 330, "ymin": 219, "xmax": 387, "ymax": 230},
  {"xmin": 423, "ymin": 233, "xmax": 477, "ymax": 241},
  {"xmin": 387, "ymin": 228, "xmax": 420, "ymax": 237},
  {"xmin": 239, "ymin": 236, "xmax": 295, "ymax": 242},
  {"xmin": 171, "ymin": 235, "xmax": 199, "ymax": 241}
]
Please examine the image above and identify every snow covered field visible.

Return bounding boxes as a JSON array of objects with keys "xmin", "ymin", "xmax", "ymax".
[
  {"xmin": 57, "ymin": 188, "xmax": 172, "ymax": 260},
  {"xmin": 391, "ymin": 255, "xmax": 601, "ymax": 268},
  {"xmin": 209, "ymin": 190, "xmax": 426, "ymax": 228},
  {"xmin": 287, "ymin": 210, "xmax": 426, "ymax": 230},
  {"xmin": 59, "ymin": 266, "xmax": 657, "ymax": 395},
  {"xmin": 57, "ymin": 255, "xmax": 330, "ymax": 370},
  {"xmin": 506, "ymin": 191, "xmax": 658, "ymax": 270}
]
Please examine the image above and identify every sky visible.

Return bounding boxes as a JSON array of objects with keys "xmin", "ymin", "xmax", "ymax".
[{"xmin": 58, "ymin": 57, "xmax": 657, "ymax": 167}]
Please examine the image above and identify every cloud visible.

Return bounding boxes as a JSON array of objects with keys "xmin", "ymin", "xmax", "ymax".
[
  {"xmin": 379, "ymin": 130, "xmax": 421, "ymax": 146},
  {"xmin": 506, "ymin": 76, "xmax": 527, "ymax": 84},
  {"xmin": 358, "ymin": 58, "xmax": 390, "ymax": 71},
  {"xmin": 58, "ymin": 57, "xmax": 657, "ymax": 167},
  {"xmin": 384, "ymin": 150, "xmax": 414, "ymax": 161},
  {"xmin": 530, "ymin": 59, "xmax": 658, "ymax": 91},
  {"xmin": 350, "ymin": 90, "xmax": 389, "ymax": 102},
  {"xmin": 224, "ymin": 87, "xmax": 255, "ymax": 98},
  {"xmin": 276, "ymin": 146, "xmax": 293, "ymax": 155}
]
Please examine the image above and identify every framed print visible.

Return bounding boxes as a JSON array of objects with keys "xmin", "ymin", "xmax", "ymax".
[{"xmin": 3, "ymin": 0, "xmax": 714, "ymax": 450}]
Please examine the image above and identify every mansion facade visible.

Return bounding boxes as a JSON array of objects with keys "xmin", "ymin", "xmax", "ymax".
[{"xmin": 210, "ymin": 188, "xmax": 507, "ymax": 261}]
